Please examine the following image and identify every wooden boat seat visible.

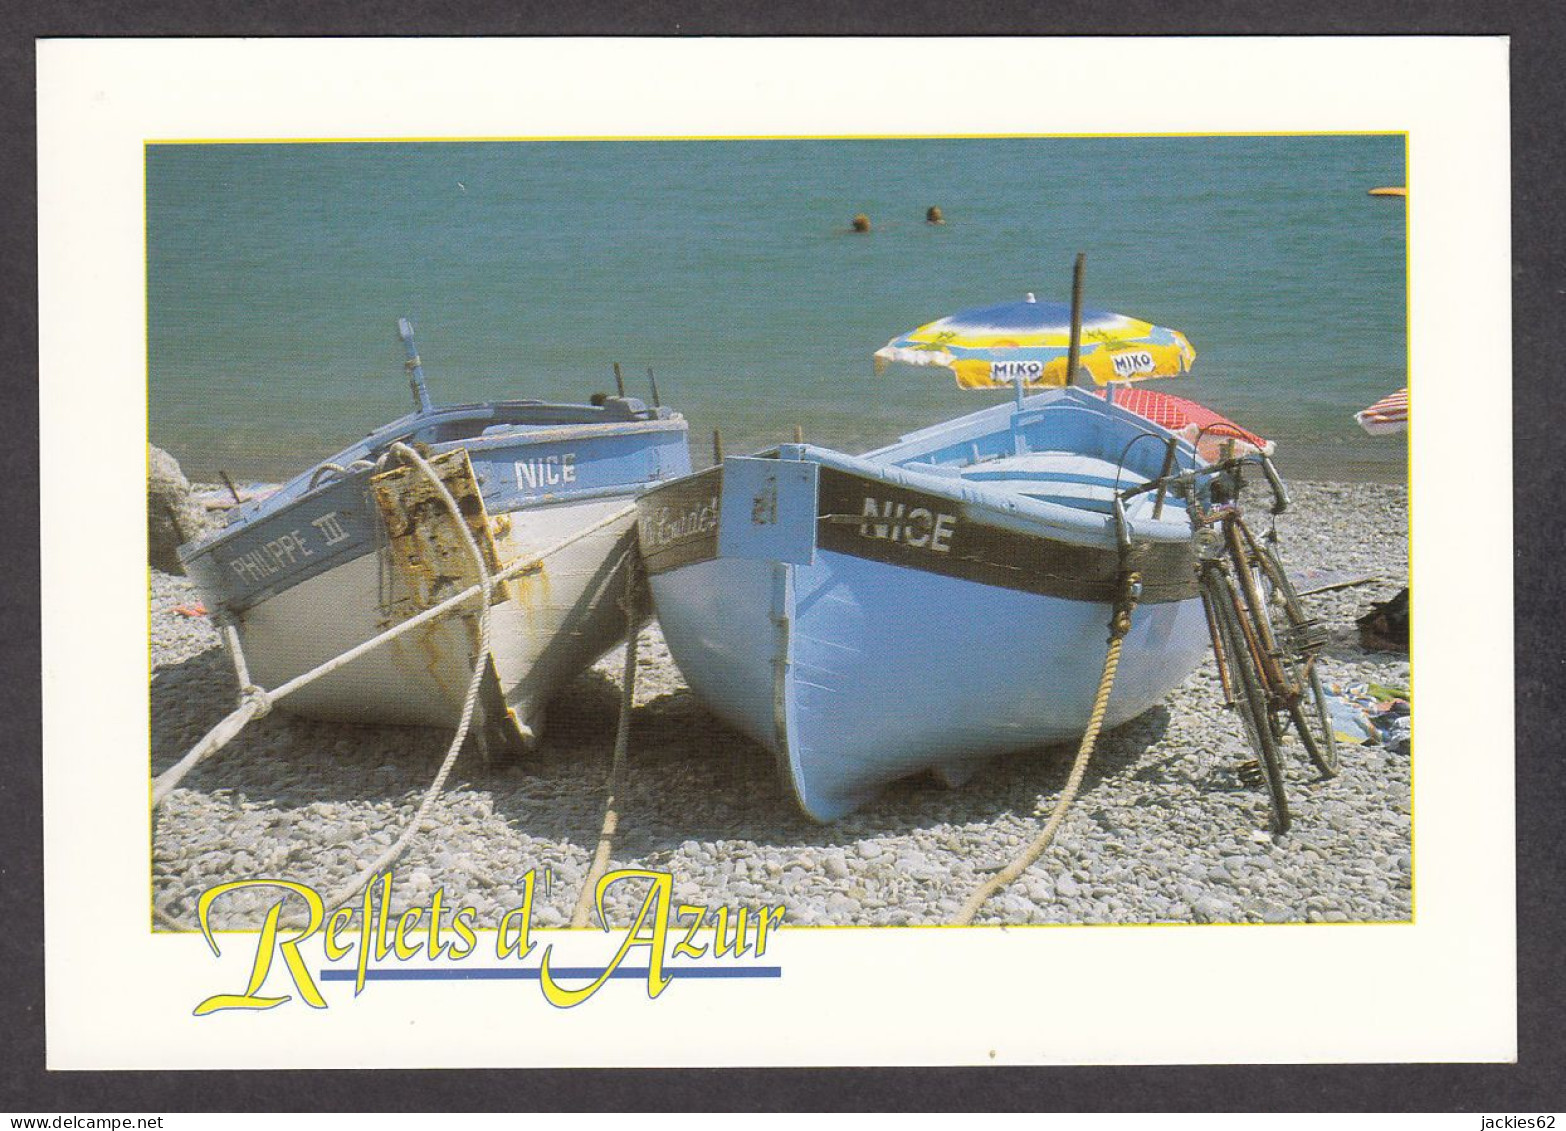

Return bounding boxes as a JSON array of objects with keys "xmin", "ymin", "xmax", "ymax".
[{"xmin": 956, "ymin": 450, "xmax": 1164, "ymax": 515}]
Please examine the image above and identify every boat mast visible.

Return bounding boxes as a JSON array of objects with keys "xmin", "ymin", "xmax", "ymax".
[{"xmin": 397, "ymin": 316, "xmax": 435, "ymax": 415}]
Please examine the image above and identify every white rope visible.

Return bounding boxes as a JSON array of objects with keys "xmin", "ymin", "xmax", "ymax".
[
  {"xmin": 221, "ymin": 622, "xmax": 253, "ymax": 690},
  {"xmin": 151, "ymin": 693, "xmax": 271, "ymax": 808},
  {"xmin": 309, "ymin": 459, "xmax": 376, "ymax": 489},
  {"xmin": 151, "ymin": 499, "xmax": 636, "ymax": 806},
  {"xmin": 156, "ymin": 442, "xmax": 503, "ymax": 928},
  {"xmin": 314, "ymin": 441, "xmax": 494, "ymax": 914}
]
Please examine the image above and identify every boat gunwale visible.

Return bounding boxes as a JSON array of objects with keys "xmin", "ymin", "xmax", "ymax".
[
  {"xmin": 772, "ymin": 441, "xmax": 1198, "ymax": 550},
  {"xmin": 863, "ymin": 385, "xmax": 1194, "ymax": 461},
  {"xmin": 178, "ymin": 411, "xmax": 688, "ymax": 562}
]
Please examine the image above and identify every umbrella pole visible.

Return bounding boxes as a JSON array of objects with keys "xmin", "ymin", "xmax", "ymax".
[
  {"xmin": 1066, "ymin": 251, "xmax": 1087, "ymax": 393},
  {"xmin": 1011, "ymin": 361, "xmax": 1028, "ymax": 455}
]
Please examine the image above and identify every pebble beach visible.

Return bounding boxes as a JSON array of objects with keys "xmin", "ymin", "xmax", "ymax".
[{"xmin": 151, "ymin": 480, "xmax": 1410, "ymax": 932}]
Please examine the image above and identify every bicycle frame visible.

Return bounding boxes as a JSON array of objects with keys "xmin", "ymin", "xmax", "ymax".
[{"xmin": 1118, "ymin": 447, "xmax": 1338, "ymax": 829}]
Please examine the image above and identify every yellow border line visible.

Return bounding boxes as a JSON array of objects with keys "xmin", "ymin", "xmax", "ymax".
[{"xmin": 145, "ymin": 148, "xmax": 157, "ymax": 934}]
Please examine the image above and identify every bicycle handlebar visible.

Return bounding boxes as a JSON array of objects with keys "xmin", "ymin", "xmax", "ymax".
[{"xmin": 1118, "ymin": 451, "xmax": 1290, "ymax": 516}]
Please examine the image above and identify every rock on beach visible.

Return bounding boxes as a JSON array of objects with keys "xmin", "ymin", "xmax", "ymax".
[
  {"xmin": 147, "ymin": 444, "xmax": 212, "ymax": 575},
  {"xmin": 150, "ymin": 480, "xmax": 1411, "ymax": 933}
]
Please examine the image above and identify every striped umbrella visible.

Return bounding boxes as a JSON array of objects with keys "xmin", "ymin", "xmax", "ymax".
[
  {"xmin": 1099, "ymin": 386, "xmax": 1274, "ymax": 463},
  {"xmin": 874, "ymin": 293, "xmax": 1196, "ymax": 390},
  {"xmin": 1355, "ymin": 388, "xmax": 1409, "ymax": 435}
]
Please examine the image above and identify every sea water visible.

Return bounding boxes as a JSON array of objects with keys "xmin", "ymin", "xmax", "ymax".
[{"xmin": 147, "ymin": 135, "xmax": 1408, "ymax": 483}]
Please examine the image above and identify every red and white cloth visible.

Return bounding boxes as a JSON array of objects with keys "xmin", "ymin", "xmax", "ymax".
[
  {"xmin": 1355, "ymin": 387, "xmax": 1409, "ymax": 435},
  {"xmin": 1099, "ymin": 386, "xmax": 1275, "ymax": 463}
]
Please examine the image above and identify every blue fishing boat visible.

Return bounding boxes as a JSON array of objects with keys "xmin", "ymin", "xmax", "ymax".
[
  {"xmin": 637, "ymin": 387, "xmax": 1209, "ymax": 820},
  {"xmin": 639, "ymin": 267, "xmax": 1222, "ymax": 820},
  {"xmin": 180, "ymin": 319, "xmax": 690, "ymax": 748}
]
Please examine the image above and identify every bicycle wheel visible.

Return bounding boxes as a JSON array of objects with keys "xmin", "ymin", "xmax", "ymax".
[
  {"xmin": 1201, "ymin": 567, "xmax": 1291, "ymax": 834},
  {"xmin": 1246, "ymin": 534, "xmax": 1340, "ymax": 778}
]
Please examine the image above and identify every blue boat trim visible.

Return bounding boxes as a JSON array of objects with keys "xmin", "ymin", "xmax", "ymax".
[
  {"xmin": 718, "ymin": 457, "xmax": 820, "ymax": 567},
  {"xmin": 959, "ymin": 466, "xmax": 1145, "ymax": 489},
  {"xmin": 219, "ymin": 398, "xmax": 679, "ymax": 525},
  {"xmin": 182, "ymin": 403, "xmax": 689, "ymax": 615},
  {"xmin": 864, "ymin": 387, "xmax": 1198, "ymax": 468},
  {"xmin": 181, "ymin": 475, "xmax": 383, "ymax": 617}
]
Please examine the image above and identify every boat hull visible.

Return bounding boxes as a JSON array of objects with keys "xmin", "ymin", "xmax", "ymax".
[
  {"xmin": 651, "ymin": 549, "xmax": 1207, "ymax": 821},
  {"xmin": 237, "ymin": 495, "xmax": 640, "ymax": 742}
]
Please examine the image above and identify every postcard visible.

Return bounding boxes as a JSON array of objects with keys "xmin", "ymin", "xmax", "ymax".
[{"xmin": 38, "ymin": 36, "xmax": 1512, "ymax": 1068}]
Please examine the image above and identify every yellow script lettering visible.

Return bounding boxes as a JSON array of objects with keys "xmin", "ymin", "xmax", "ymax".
[
  {"xmin": 193, "ymin": 880, "xmax": 327, "ymax": 1016},
  {"xmin": 538, "ymin": 869, "xmax": 674, "ymax": 1008}
]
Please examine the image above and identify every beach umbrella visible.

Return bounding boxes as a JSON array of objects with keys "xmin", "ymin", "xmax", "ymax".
[
  {"xmin": 873, "ymin": 292, "xmax": 1197, "ymax": 390},
  {"xmin": 1355, "ymin": 387, "xmax": 1408, "ymax": 435},
  {"xmin": 874, "ymin": 255, "xmax": 1271, "ymax": 461}
]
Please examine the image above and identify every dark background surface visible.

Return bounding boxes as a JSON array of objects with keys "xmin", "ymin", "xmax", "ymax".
[{"xmin": 6, "ymin": 2, "xmax": 1561, "ymax": 1112}]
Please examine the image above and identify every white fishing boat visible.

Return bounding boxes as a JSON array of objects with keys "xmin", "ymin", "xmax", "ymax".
[{"xmin": 179, "ymin": 319, "xmax": 691, "ymax": 749}]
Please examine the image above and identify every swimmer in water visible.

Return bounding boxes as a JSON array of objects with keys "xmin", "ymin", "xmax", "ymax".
[{"xmin": 926, "ymin": 205, "xmax": 944, "ymax": 224}]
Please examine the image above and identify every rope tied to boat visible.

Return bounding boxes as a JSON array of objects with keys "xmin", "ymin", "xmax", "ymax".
[
  {"xmin": 151, "ymin": 498, "xmax": 637, "ymax": 810},
  {"xmin": 155, "ymin": 442, "xmax": 496, "ymax": 925},
  {"xmin": 951, "ymin": 549, "xmax": 1143, "ymax": 925},
  {"xmin": 237, "ymin": 683, "xmax": 272, "ymax": 720},
  {"xmin": 310, "ymin": 441, "xmax": 496, "ymax": 917}
]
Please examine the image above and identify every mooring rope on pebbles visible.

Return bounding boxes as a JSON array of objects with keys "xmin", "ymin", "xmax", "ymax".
[
  {"xmin": 154, "ymin": 442, "xmax": 492, "ymax": 927},
  {"xmin": 952, "ymin": 633, "xmax": 1126, "ymax": 925},
  {"xmin": 952, "ymin": 566, "xmax": 1141, "ymax": 926},
  {"xmin": 570, "ymin": 553, "xmax": 643, "ymax": 929},
  {"xmin": 312, "ymin": 441, "xmax": 494, "ymax": 916}
]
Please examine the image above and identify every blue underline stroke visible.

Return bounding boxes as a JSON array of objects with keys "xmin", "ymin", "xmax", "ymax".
[{"xmin": 319, "ymin": 966, "xmax": 782, "ymax": 982}]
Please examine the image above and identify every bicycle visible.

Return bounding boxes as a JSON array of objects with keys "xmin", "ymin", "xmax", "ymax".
[{"xmin": 1118, "ymin": 447, "xmax": 1339, "ymax": 833}]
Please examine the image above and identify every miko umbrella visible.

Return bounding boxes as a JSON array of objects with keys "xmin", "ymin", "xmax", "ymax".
[
  {"xmin": 874, "ymin": 292, "xmax": 1197, "ymax": 390},
  {"xmin": 1355, "ymin": 387, "xmax": 1408, "ymax": 435},
  {"xmin": 875, "ymin": 255, "xmax": 1269, "ymax": 462}
]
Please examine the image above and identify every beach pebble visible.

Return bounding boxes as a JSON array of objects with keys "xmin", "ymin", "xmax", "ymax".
[{"xmin": 1193, "ymin": 897, "xmax": 1236, "ymax": 923}]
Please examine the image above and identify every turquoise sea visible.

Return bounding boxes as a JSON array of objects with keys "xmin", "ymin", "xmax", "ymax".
[{"xmin": 147, "ymin": 136, "xmax": 1407, "ymax": 483}]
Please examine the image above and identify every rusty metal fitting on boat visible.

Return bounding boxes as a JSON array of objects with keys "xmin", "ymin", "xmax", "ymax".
[{"xmin": 1109, "ymin": 570, "xmax": 1143, "ymax": 641}]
